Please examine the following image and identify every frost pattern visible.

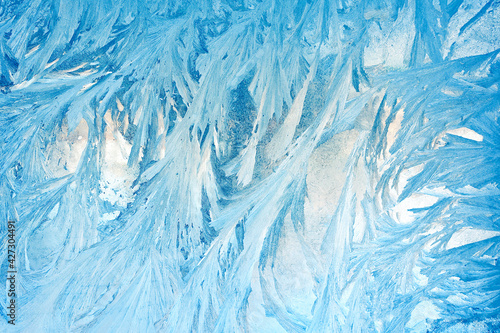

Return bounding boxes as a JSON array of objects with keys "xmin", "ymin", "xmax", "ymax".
[{"xmin": 1, "ymin": 0, "xmax": 499, "ymax": 332}]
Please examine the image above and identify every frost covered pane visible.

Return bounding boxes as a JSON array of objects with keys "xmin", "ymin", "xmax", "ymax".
[{"xmin": 1, "ymin": 0, "xmax": 499, "ymax": 332}]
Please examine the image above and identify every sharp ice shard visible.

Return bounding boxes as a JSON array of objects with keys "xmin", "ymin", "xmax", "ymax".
[{"xmin": 1, "ymin": 0, "xmax": 499, "ymax": 332}]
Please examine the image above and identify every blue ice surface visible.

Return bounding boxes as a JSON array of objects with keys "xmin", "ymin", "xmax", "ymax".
[{"xmin": 0, "ymin": 0, "xmax": 500, "ymax": 332}]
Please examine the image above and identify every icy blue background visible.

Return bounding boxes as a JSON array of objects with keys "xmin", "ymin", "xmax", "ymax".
[{"xmin": 1, "ymin": 0, "xmax": 500, "ymax": 332}]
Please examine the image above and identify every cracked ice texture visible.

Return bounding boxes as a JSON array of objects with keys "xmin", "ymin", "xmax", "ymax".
[{"xmin": 1, "ymin": 0, "xmax": 500, "ymax": 332}]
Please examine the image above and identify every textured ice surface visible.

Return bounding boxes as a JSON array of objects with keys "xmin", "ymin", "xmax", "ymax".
[{"xmin": 1, "ymin": 0, "xmax": 500, "ymax": 332}]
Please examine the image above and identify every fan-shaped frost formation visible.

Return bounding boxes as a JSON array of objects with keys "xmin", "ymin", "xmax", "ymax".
[{"xmin": 1, "ymin": 0, "xmax": 499, "ymax": 332}]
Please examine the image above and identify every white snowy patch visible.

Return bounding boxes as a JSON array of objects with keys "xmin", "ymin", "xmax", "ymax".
[{"xmin": 446, "ymin": 227, "xmax": 500, "ymax": 250}]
